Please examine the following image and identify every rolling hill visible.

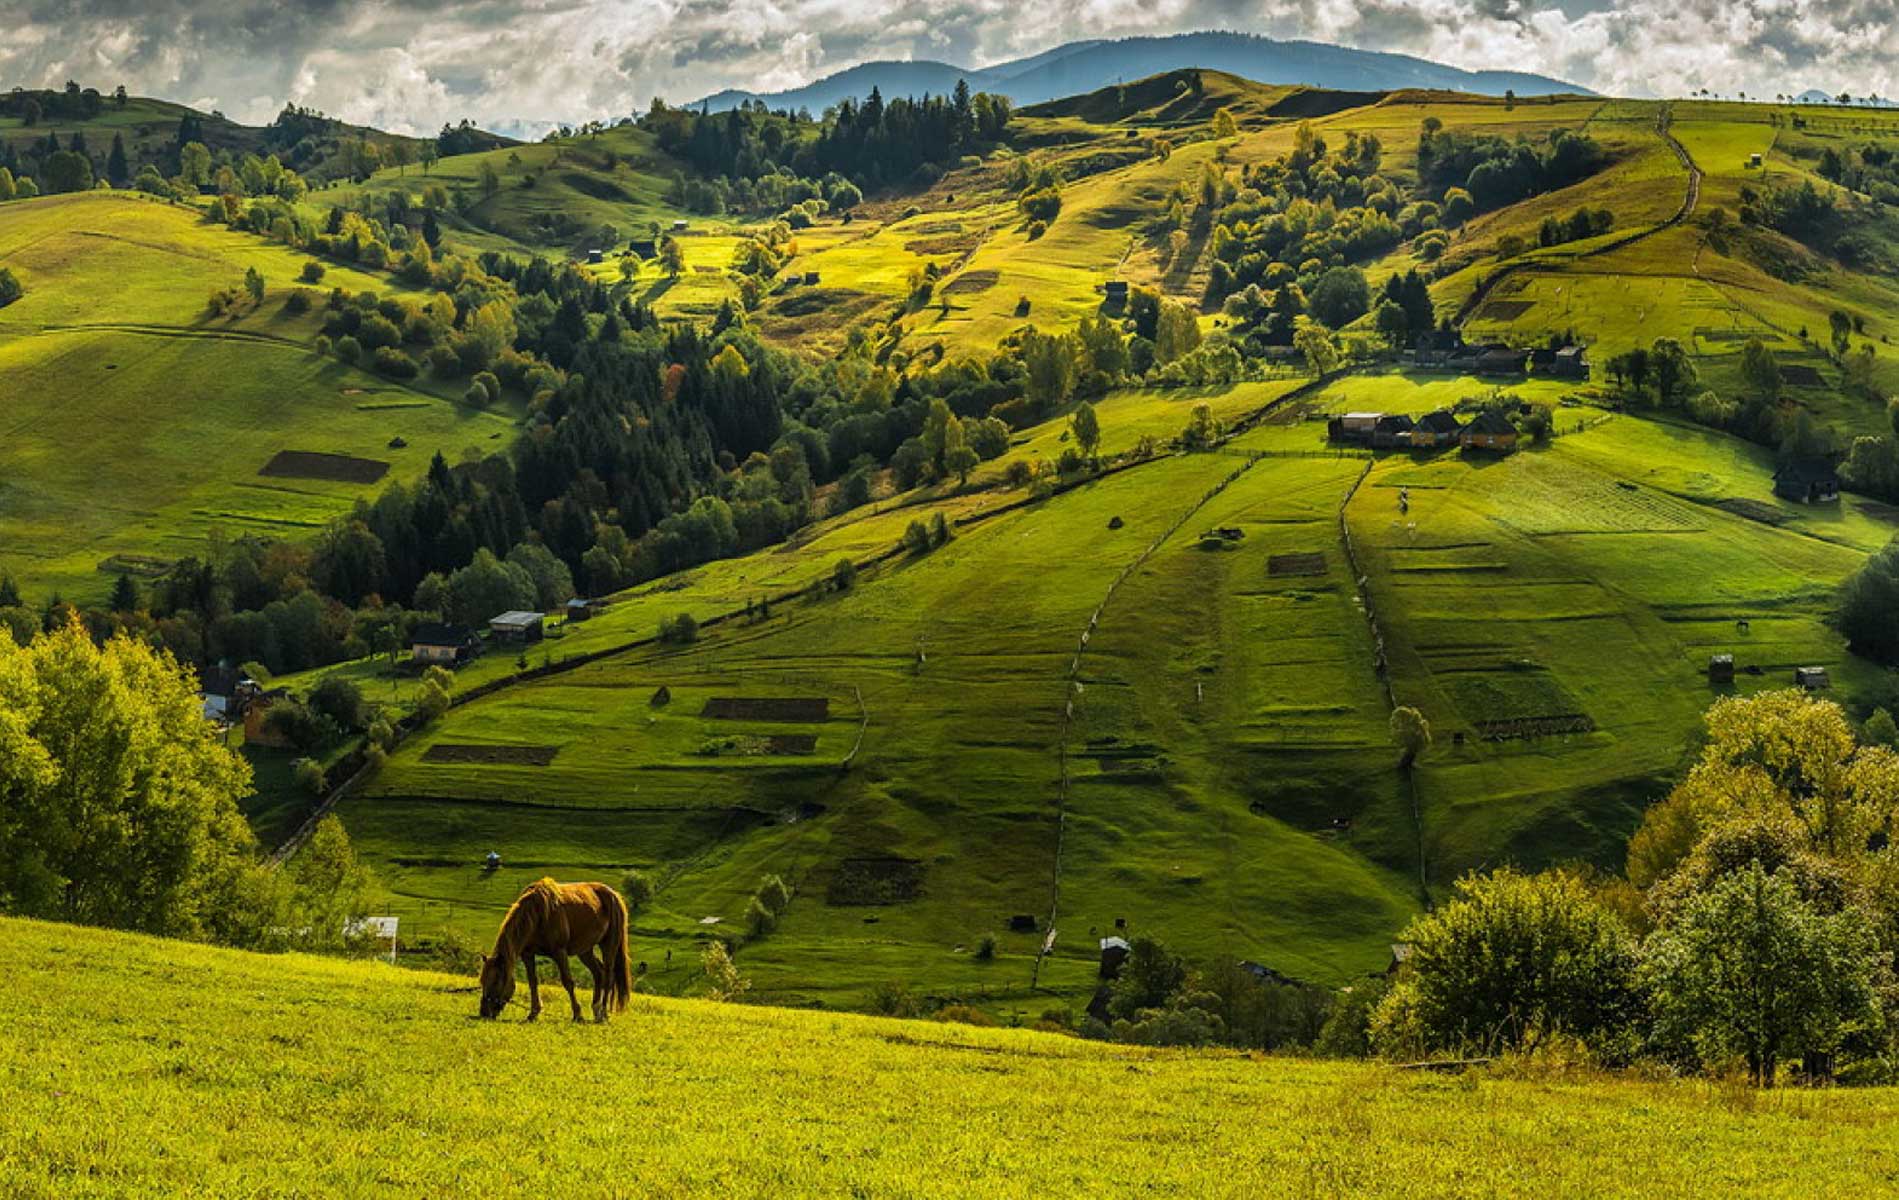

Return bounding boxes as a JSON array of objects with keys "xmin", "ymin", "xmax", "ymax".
[
  {"xmin": 4, "ymin": 915, "xmax": 1894, "ymax": 1196},
  {"xmin": 7, "ymin": 68, "xmax": 1899, "ymax": 1019},
  {"xmin": 694, "ymin": 31, "xmax": 1586, "ymax": 112}
]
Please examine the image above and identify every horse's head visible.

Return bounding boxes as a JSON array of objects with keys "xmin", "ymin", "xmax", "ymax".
[{"xmin": 477, "ymin": 954, "xmax": 515, "ymax": 1019}]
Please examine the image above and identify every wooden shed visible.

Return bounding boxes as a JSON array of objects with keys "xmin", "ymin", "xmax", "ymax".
[
  {"xmin": 1709, "ymin": 654, "xmax": 1735, "ymax": 684},
  {"xmin": 1795, "ymin": 666, "xmax": 1831, "ymax": 690}
]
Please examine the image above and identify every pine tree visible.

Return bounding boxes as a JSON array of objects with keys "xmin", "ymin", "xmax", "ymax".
[
  {"xmin": 109, "ymin": 573, "xmax": 139, "ymax": 613},
  {"xmin": 0, "ymin": 574, "xmax": 20, "ymax": 608},
  {"xmin": 106, "ymin": 133, "xmax": 129, "ymax": 186}
]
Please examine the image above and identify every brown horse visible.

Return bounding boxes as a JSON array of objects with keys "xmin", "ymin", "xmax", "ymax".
[{"xmin": 479, "ymin": 878, "xmax": 633, "ymax": 1022}]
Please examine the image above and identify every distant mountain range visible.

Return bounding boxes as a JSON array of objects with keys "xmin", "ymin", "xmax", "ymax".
[{"xmin": 692, "ymin": 32, "xmax": 1587, "ymax": 113}]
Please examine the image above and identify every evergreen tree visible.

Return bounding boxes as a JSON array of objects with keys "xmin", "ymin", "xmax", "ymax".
[{"xmin": 106, "ymin": 133, "xmax": 129, "ymax": 186}]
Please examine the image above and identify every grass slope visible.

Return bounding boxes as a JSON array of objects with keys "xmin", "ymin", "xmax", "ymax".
[
  {"xmin": 0, "ymin": 193, "xmax": 516, "ymax": 598},
  {"xmin": 4, "ymin": 916, "xmax": 1897, "ymax": 1198}
]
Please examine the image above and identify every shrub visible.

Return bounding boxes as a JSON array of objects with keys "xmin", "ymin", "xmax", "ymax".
[
  {"xmin": 935, "ymin": 1005, "xmax": 997, "ymax": 1027},
  {"xmin": 1026, "ymin": 219, "xmax": 1048, "ymax": 240},
  {"xmin": 334, "ymin": 335, "xmax": 363, "ymax": 364},
  {"xmin": 973, "ymin": 934, "xmax": 996, "ymax": 961},
  {"xmin": 371, "ymin": 347, "xmax": 419, "ymax": 379},
  {"xmin": 300, "ymin": 260, "xmax": 326, "ymax": 284},
  {"xmin": 1372, "ymin": 867, "xmax": 1639, "ymax": 1058},
  {"xmin": 292, "ymin": 757, "xmax": 327, "ymax": 796},
  {"xmin": 0, "ymin": 267, "xmax": 22, "ymax": 308},
  {"xmin": 658, "ymin": 612, "xmax": 698, "ymax": 645},
  {"xmin": 832, "ymin": 557, "xmax": 857, "ymax": 592},
  {"xmin": 756, "ymin": 874, "xmax": 792, "ymax": 916},
  {"xmin": 701, "ymin": 940, "xmax": 749, "ymax": 1001},
  {"xmin": 620, "ymin": 869, "xmax": 655, "ymax": 912},
  {"xmin": 307, "ymin": 676, "xmax": 366, "ymax": 730},
  {"xmin": 312, "ymin": 334, "xmax": 332, "ymax": 356},
  {"xmin": 282, "ymin": 288, "xmax": 312, "ymax": 315},
  {"xmin": 263, "ymin": 699, "xmax": 325, "ymax": 751},
  {"xmin": 869, "ymin": 979, "xmax": 920, "ymax": 1018},
  {"xmin": 901, "ymin": 520, "xmax": 931, "ymax": 555},
  {"xmin": 745, "ymin": 896, "xmax": 778, "ymax": 937}
]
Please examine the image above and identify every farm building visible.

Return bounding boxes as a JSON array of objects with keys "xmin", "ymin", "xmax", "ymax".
[
  {"xmin": 410, "ymin": 622, "xmax": 481, "ymax": 666},
  {"xmin": 1411, "ymin": 410, "xmax": 1463, "ymax": 448},
  {"xmin": 1328, "ymin": 412, "xmax": 1385, "ymax": 444},
  {"xmin": 630, "ymin": 239, "xmax": 657, "ymax": 259},
  {"xmin": 1474, "ymin": 344, "xmax": 1529, "ymax": 376},
  {"xmin": 1795, "ymin": 666, "xmax": 1831, "ymax": 690},
  {"xmin": 490, "ymin": 611, "xmax": 546, "ymax": 643},
  {"xmin": 586, "ymin": 249, "xmax": 605, "ymax": 265},
  {"xmin": 564, "ymin": 597, "xmax": 605, "ymax": 623},
  {"xmin": 1709, "ymin": 654, "xmax": 1735, "ymax": 684},
  {"xmin": 804, "ymin": 271, "xmax": 821, "ymax": 286},
  {"xmin": 1371, "ymin": 414, "xmax": 1416, "ymax": 449},
  {"xmin": 1103, "ymin": 280, "xmax": 1129, "ymax": 304},
  {"xmin": 1773, "ymin": 458, "xmax": 1840, "ymax": 504},
  {"xmin": 1410, "ymin": 328, "xmax": 1465, "ymax": 368},
  {"xmin": 1098, "ymin": 936, "xmax": 1131, "ymax": 979},
  {"xmin": 1551, "ymin": 345, "xmax": 1589, "ymax": 379},
  {"xmin": 196, "ymin": 665, "xmax": 261, "ymax": 723},
  {"xmin": 1748, "ymin": 152, "xmax": 1763, "ymax": 167},
  {"xmin": 671, "ymin": 219, "xmax": 690, "ymax": 232},
  {"xmin": 1460, "ymin": 410, "xmax": 1519, "ymax": 452}
]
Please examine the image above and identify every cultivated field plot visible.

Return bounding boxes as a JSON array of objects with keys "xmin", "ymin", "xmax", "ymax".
[
  {"xmin": 258, "ymin": 449, "xmax": 391, "ymax": 484},
  {"xmin": 1061, "ymin": 455, "xmax": 1422, "ymax": 983},
  {"xmin": 1346, "ymin": 415, "xmax": 1882, "ymax": 882},
  {"xmin": 373, "ymin": 675, "xmax": 858, "ymax": 808}
]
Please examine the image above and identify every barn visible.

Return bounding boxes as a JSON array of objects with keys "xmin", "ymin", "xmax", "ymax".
[
  {"xmin": 1773, "ymin": 458, "xmax": 1840, "ymax": 504},
  {"xmin": 1460, "ymin": 409, "xmax": 1519, "ymax": 452}
]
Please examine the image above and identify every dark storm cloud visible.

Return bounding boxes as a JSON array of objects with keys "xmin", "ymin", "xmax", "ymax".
[{"xmin": 1, "ymin": 0, "xmax": 1895, "ymax": 133}]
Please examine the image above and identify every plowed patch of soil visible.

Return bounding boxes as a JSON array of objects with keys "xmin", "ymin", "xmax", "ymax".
[
  {"xmin": 701, "ymin": 697, "xmax": 830, "ymax": 722},
  {"xmin": 421, "ymin": 744, "xmax": 559, "ymax": 766},
  {"xmin": 1269, "ymin": 552, "xmax": 1327, "ymax": 576},
  {"xmin": 260, "ymin": 450, "xmax": 390, "ymax": 484},
  {"xmin": 1476, "ymin": 300, "xmax": 1534, "ymax": 321},
  {"xmin": 827, "ymin": 857, "xmax": 925, "ymax": 905},
  {"xmin": 1779, "ymin": 364, "xmax": 1824, "ymax": 386}
]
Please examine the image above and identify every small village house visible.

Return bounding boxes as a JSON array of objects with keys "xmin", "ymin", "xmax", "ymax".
[
  {"xmin": 1795, "ymin": 666, "xmax": 1831, "ymax": 690},
  {"xmin": 1474, "ymin": 344, "xmax": 1528, "ymax": 376},
  {"xmin": 1371, "ymin": 414, "xmax": 1416, "ymax": 449},
  {"xmin": 1460, "ymin": 409, "xmax": 1519, "ymax": 452},
  {"xmin": 564, "ymin": 598, "xmax": 599, "ymax": 623},
  {"xmin": 1773, "ymin": 458, "xmax": 1840, "ymax": 504},
  {"xmin": 490, "ymin": 611, "xmax": 546, "ymax": 644},
  {"xmin": 1328, "ymin": 412, "xmax": 1386, "ymax": 444},
  {"xmin": 1551, "ymin": 344, "xmax": 1589, "ymax": 379},
  {"xmin": 1411, "ymin": 409, "xmax": 1463, "ymax": 448},
  {"xmin": 1103, "ymin": 279, "xmax": 1129, "ymax": 304},
  {"xmin": 1709, "ymin": 654, "xmax": 1735, "ymax": 684},
  {"xmin": 196, "ymin": 665, "xmax": 261, "ymax": 723},
  {"xmin": 410, "ymin": 622, "xmax": 481, "ymax": 666}
]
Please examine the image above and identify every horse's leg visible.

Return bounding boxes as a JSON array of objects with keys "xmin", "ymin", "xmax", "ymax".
[
  {"xmin": 555, "ymin": 953, "xmax": 583, "ymax": 1022},
  {"xmin": 580, "ymin": 947, "xmax": 608, "ymax": 1023},
  {"xmin": 523, "ymin": 951, "xmax": 542, "ymax": 1021}
]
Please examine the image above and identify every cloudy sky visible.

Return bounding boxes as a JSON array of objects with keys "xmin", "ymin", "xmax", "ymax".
[{"xmin": 0, "ymin": 0, "xmax": 1892, "ymax": 136}]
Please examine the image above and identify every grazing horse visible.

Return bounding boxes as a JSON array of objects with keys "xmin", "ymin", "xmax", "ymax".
[{"xmin": 479, "ymin": 878, "xmax": 633, "ymax": 1022}]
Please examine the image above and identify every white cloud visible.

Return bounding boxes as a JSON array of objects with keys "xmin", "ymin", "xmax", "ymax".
[{"xmin": 4, "ymin": 0, "xmax": 1899, "ymax": 133}]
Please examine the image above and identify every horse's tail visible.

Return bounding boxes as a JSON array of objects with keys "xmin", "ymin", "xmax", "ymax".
[{"xmin": 604, "ymin": 885, "xmax": 633, "ymax": 1013}]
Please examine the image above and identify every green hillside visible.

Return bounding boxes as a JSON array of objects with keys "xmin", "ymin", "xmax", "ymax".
[
  {"xmin": 7, "ymin": 71, "xmax": 1899, "ymax": 1018},
  {"xmin": 3, "ymin": 916, "xmax": 1894, "ymax": 1197},
  {"xmin": 0, "ymin": 193, "xmax": 515, "ymax": 599}
]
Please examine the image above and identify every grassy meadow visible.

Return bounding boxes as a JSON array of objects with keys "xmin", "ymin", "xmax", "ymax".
[
  {"xmin": 4, "ymin": 916, "xmax": 1898, "ymax": 1198},
  {"xmin": 0, "ymin": 192, "xmax": 516, "ymax": 599}
]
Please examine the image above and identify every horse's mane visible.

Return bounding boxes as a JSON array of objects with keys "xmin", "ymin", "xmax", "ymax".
[{"xmin": 491, "ymin": 877, "xmax": 562, "ymax": 957}]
